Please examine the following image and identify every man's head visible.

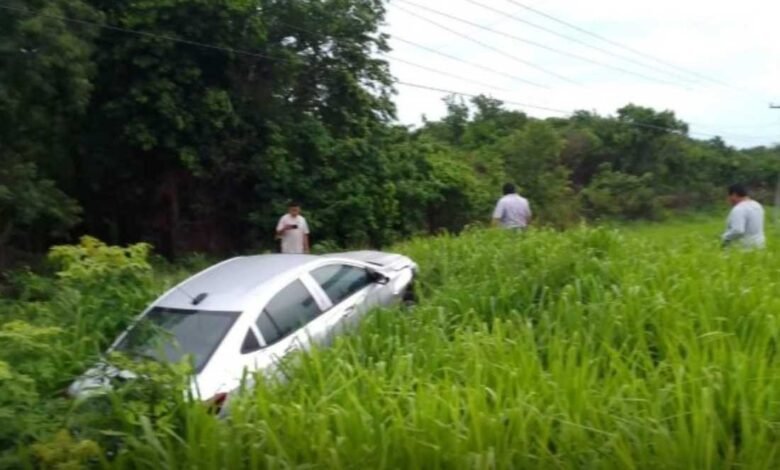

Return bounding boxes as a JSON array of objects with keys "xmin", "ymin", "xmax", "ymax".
[
  {"xmin": 287, "ymin": 201, "xmax": 301, "ymax": 217},
  {"xmin": 502, "ymin": 183, "xmax": 516, "ymax": 195},
  {"xmin": 727, "ymin": 184, "xmax": 748, "ymax": 206}
]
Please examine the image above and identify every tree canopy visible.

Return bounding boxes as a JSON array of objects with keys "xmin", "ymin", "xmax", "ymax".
[{"xmin": 1, "ymin": 0, "xmax": 778, "ymax": 266}]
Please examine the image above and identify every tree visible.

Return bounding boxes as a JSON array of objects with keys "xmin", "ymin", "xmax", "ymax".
[
  {"xmin": 4, "ymin": 0, "xmax": 780, "ymax": 262},
  {"xmin": 75, "ymin": 0, "xmax": 396, "ymax": 254},
  {"xmin": 242, "ymin": 0, "xmax": 397, "ymax": 248},
  {"xmin": 0, "ymin": 0, "xmax": 96, "ymax": 265},
  {"xmin": 502, "ymin": 121, "xmax": 578, "ymax": 227},
  {"xmin": 420, "ymin": 95, "xmax": 470, "ymax": 146},
  {"xmin": 0, "ymin": 162, "xmax": 81, "ymax": 267},
  {"xmin": 581, "ymin": 164, "xmax": 661, "ymax": 220},
  {"xmin": 610, "ymin": 104, "xmax": 688, "ymax": 177},
  {"xmin": 463, "ymin": 95, "xmax": 528, "ymax": 149}
]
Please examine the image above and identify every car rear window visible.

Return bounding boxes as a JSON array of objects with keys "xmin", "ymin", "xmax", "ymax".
[
  {"xmin": 311, "ymin": 264, "xmax": 372, "ymax": 305},
  {"xmin": 115, "ymin": 307, "xmax": 239, "ymax": 373}
]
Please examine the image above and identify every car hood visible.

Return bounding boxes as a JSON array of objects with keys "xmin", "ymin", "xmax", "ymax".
[
  {"xmin": 67, "ymin": 361, "xmax": 138, "ymax": 398},
  {"xmin": 68, "ymin": 359, "xmax": 275, "ymax": 404},
  {"xmin": 69, "ymin": 361, "xmax": 210, "ymax": 400}
]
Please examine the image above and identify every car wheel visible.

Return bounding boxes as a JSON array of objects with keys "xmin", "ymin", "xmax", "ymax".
[{"xmin": 401, "ymin": 278, "xmax": 417, "ymax": 309}]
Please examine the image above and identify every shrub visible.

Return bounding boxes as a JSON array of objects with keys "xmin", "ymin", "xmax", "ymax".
[
  {"xmin": 29, "ymin": 430, "xmax": 102, "ymax": 470},
  {"xmin": 581, "ymin": 164, "xmax": 664, "ymax": 220},
  {"xmin": 0, "ymin": 236, "xmax": 159, "ymax": 466}
]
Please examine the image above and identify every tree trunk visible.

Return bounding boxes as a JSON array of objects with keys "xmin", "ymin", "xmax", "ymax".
[
  {"xmin": 155, "ymin": 172, "xmax": 182, "ymax": 260},
  {"xmin": 0, "ymin": 221, "xmax": 14, "ymax": 272},
  {"xmin": 169, "ymin": 175, "xmax": 180, "ymax": 259}
]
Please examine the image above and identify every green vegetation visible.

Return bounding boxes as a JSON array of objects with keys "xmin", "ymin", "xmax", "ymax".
[
  {"xmin": 3, "ymin": 0, "xmax": 780, "ymax": 467},
  {"xmin": 2, "ymin": 217, "xmax": 779, "ymax": 468},
  {"xmin": 1, "ymin": 1, "xmax": 779, "ymax": 268}
]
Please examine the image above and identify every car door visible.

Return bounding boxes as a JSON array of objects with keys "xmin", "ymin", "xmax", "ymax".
[
  {"xmin": 238, "ymin": 278, "xmax": 329, "ymax": 378},
  {"xmin": 309, "ymin": 263, "xmax": 377, "ymax": 335}
]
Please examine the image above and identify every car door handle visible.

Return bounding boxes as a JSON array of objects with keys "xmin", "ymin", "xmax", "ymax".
[{"xmin": 343, "ymin": 306, "xmax": 355, "ymax": 317}]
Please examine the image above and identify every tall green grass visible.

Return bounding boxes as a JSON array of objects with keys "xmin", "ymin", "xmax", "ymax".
[{"xmin": 102, "ymin": 223, "xmax": 780, "ymax": 468}]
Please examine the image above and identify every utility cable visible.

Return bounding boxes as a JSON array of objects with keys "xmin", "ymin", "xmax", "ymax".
[
  {"xmin": 464, "ymin": 0, "xmax": 697, "ymax": 86},
  {"xmin": 396, "ymin": 0, "xmax": 678, "ymax": 87},
  {"xmin": 393, "ymin": 2, "xmax": 579, "ymax": 85}
]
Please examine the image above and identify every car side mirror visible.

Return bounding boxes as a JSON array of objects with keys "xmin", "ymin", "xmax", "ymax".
[{"xmin": 367, "ymin": 268, "xmax": 389, "ymax": 285}]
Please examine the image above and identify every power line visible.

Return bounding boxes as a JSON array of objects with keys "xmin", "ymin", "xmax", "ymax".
[
  {"xmin": 392, "ymin": 36, "xmax": 548, "ymax": 89},
  {"xmin": 393, "ymin": 2, "xmax": 579, "ymax": 85},
  {"xmin": 271, "ymin": 18, "xmax": 548, "ymax": 90},
  {"xmin": 396, "ymin": 0, "xmax": 678, "ymax": 87},
  {"xmin": 396, "ymin": 80, "xmax": 570, "ymax": 114},
  {"xmin": 0, "ymin": 3, "xmax": 452, "ymax": 98},
  {"xmin": 5, "ymin": 0, "xmax": 547, "ymax": 94},
  {"xmin": 501, "ymin": 0, "xmax": 735, "ymax": 88},
  {"xmin": 5, "ymin": 2, "xmax": 772, "ymax": 144},
  {"xmin": 1, "ymin": 3, "xmax": 549, "ymax": 115},
  {"xmin": 396, "ymin": 80, "xmax": 774, "ymax": 141},
  {"xmin": 385, "ymin": 55, "xmax": 511, "ymax": 92},
  {"xmin": 271, "ymin": 18, "xmax": 550, "ymax": 90},
  {"xmin": 693, "ymin": 120, "xmax": 780, "ymax": 131},
  {"xmin": 463, "ymin": 0, "xmax": 697, "ymax": 87},
  {"xmin": 419, "ymin": 5, "xmax": 521, "ymax": 54},
  {"xmin": 684, "ymin": 122, "xmax": 780, "ymax": 141}
]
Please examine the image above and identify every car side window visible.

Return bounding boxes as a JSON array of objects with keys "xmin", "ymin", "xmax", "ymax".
[
  {"xmin": 256, "ymin": 280, "xmax": 322, "ymax": 346},
  {"xmin": 240, "ymin": 329, "xmax": 261, "ymax": 354},
  {"xmin": 311, "ymin": 264, "xmax": 372, "ymax": 306}
]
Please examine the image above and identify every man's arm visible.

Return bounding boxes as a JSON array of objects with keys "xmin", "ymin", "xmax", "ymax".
[
  {"xmin": 722, "ymin": 209, "xmax": 746, "ymax": 245},
  {"xmin": 275, "ymin": 217, "xmax": 289, "ymax": 237},
  {"xmin": 491, "ymin": 200, "xmax": 503, "ymax": 227},
  {"xmin": 303, "ymin": 219, "xmax": 311, "ymax": 253},
  {"xmin": 526, "ymin": 202, "xmax": 532, "ymax": 226}
]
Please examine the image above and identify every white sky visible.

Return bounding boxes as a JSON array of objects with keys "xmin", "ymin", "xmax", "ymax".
[{"xmin": 382, "ymin": 0, "xmax": 780, "ymax": 148}]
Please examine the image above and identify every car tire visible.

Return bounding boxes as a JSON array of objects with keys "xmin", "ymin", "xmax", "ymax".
[{"xmin": 401, "ymin": 277, "xmax": 417, "ymax": 309}]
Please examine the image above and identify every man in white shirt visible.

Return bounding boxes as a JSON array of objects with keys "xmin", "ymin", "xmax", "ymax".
[
  {"xmin": 492, "ymin": 183, "xmax": 532, "ymax": 230},
  {"xmin": 722, "ymin": 184, "xmax": 765, "ymax": 250},
  {"xmin": 276, "ymin": 201, "xmax": 310, "ymax": 254}
]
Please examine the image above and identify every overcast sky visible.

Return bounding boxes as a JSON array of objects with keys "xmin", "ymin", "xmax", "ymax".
[{"xmin": 381, "ymin": 0, "xmax": 780, "ymax": 148}]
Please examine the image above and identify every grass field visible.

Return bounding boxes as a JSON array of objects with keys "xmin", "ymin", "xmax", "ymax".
[{"xmin": 91, "ymin": 216, "xmax": 778, "ymax": 469}]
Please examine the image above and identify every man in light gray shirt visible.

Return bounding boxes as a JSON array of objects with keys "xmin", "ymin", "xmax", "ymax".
[
  {"xmin": 722, "ymin": 184, "xmax": 765, "ymax": 249},
  {"xmin": 492, "ymin": 183, "xmax": 532, "ymax": 230}
]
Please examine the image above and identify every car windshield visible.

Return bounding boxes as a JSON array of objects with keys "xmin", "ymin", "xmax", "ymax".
[{"xmin": 115, "ymin": 307, "xmax": 239, "ymax": 373}]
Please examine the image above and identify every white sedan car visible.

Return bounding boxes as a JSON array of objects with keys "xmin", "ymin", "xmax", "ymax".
[{"xmin": 68, "ymin": 251, "xmax": 417, "ymax": 408}]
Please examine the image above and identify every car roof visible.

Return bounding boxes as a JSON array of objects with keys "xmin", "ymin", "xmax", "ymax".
[{"xmin": 154, "ymin": 254, "xmax": 321, "ymax": 312}]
